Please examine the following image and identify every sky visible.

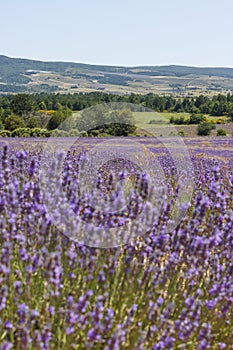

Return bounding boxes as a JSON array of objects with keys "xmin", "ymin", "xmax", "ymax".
[{"xmin": 1, "ymin": 0, "xmax": 233, "ymax": 67}]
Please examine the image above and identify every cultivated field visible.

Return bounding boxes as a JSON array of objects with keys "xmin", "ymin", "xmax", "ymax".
[
  {"xmin": 133, "ymin": 112, "xmax": 233, "ymax": 137},
  {"xmin": 0, "ymin": 137, "xmax": 232, "ymax": 349}
]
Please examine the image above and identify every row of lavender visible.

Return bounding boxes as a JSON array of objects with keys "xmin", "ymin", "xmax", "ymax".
[{"xmin": 0, "ymin": 138, "xmax": 233, "ymax": 349}]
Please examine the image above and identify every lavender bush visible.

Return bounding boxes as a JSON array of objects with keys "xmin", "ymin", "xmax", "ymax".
[{"xmin": 0, "ymin": 138, "xmax": 232, "ymax": 350}]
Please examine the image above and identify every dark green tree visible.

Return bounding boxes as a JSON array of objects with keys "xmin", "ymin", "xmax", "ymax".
[
  {"xmin": 86, "ymin": 108, "xmax": 136, "ymax": 136},
  {"xmin": 35, "ymin": 111, "xmax": 50, "ymax": 128},
  {"xmin": 0, "ymin": 108, "xmax": 4, "ymax": 129},
  {"xmin": 27, "ymin": 116, "xmax": 40, "ymax": 129},
  {"xmin": 11, "ymin": 94, "xmax": 36, "ymax": 120},
  {"xmin": 227, "ymin": 103, "xmax": 233, "ymax": 121},
  {"xmin": 197, "ymin": 122, "xmax": 216, "ymax": 136},
  {"xmin": 188, "ymin": 114, "xmax": 205, "ymax": 124},
  {"xmin": 47, "ymin": 107, "xmax": 72, "ymax": 130},
  {"xmin": 4, "ymin": 114, "xmax": 25, "ymax": 131}
]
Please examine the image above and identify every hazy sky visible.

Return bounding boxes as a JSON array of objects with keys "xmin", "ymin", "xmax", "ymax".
[{"xmin": 1, "ymin": 0, "xmax": 233, "ymax": 67}]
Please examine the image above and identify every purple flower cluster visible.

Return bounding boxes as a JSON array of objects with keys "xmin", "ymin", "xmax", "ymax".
[{"xmin": 0, "ymin": 139, "xmax": 232, "ymax": 349}]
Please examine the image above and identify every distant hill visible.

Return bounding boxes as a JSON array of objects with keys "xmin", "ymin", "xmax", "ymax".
[{"xmin": 1, "ymin": 54, "xmax": 233, "ymax": 95}]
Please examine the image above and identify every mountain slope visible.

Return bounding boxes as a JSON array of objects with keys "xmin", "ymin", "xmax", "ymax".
[{"xmin": 1, "ymin": 55, "xmax": 233, "ymax": 95}]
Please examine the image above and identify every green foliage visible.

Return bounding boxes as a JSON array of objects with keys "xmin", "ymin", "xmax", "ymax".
[
  {"xmin": 0, "ymin": 107, "xmax": 4, "ymax": 121},
  {"xmin": 227, "ymin": 103, "xmax": 233, "ymax": 121},
  {"xmin": 178, "ymin": 130, "xmax": 185, "ymax": 137},
  {"xmin": 217, "ymin": 128, "xmax": 227, "ymax": 136},
  {"xmin": 169, "ymin": 115, "xmax": 186, "ymax": 125},
  {"xmin": 39, "ymin": 101, "xmax": 47, "ymax": 110},
  {"xmin": 0, "ymin": 130, "xmax": 11, "ymax": 137},
  {"xmin": 4, "ymin": 114, "xmax": 25, "ymax": 131},
  {"xmin": 50, "ymin": 129, "xmax": 69, "ymax": 137},
  {"xmin": 47, "ymin": 107, "xmax": 72, "ymax": 130},
  {"xmin": 0, "ymin": 91, "xmax": 233, "ymax": 119},
  {"xmin": 27, "ymin": 116, "xmax": 40, "ymax": 129},
  {"xmin": 79, "ymin": 108, "xmax": 136, "ymax": 136},
  {"xmin": 170, "ymin": 113, "xmax": 206, "ymax": 125},
  {"xmin": 34, "ymin": 111, "xmax": 50, "ymax": 128},
  {"xmin": 103, "ymin": 123, "xmax": 135, "ymax": 136},
  {"xmin": 79, "ymin": 131, "xmax": 88, "ymax": 137},
  {"xmin": 11, "ymin": 128, "xmax": 31, "ymax": 137},
  {"xmin": 98, "ymin": 132, "xmax": 112, "ymax": 137},
  {"xmin": 69, "ymin": 129, "xmax": 80, "ymax": 137},
  {"xmin": 30, "ymin": 128, "xmax": 50, "ymax": 137},
  {"xmin": 0, "ymin": 92, "xmax": 232, "ymax": 139},
  {"xmin": 10, "ymin": 93, "xmax": 36, "ymax": 119},
  {"xmin": 197, "ymin": 122, "xmax": 216, "ymax": 136},
  {"xmin": 188, "ymin": 113, "xmax": 205, "ymax": 124},
  {"xmin": 90, "ymin": 129, "xmax": 100, "ymax": 137},
  {"xmin": 169, "ymin": 116, "xmax": 175, "ymax": 123}
]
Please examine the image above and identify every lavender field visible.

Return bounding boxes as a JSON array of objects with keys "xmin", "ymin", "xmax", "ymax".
[{"xmin": 0, "ymin": 137, "xmax": 233, "ymax": 350}]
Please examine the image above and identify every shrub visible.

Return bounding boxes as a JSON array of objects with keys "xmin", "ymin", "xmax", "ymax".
[
  {"xmin": 217, "ymin": 128, "xmax": 227, "ymax": 136},
  {"xmin": 169, "ymin": 116, "xmax": 175, "ymax": 123},
  {"xmin": 98, "ymin": 132, "xmax": 112, "ymax": 137},
  {"xmin": 178, "ymin": 130, "xmax": 185, "ymax": 137},
  {"xmin": 11, "ymin": 128, "xmax": 31, "ymax": 137},
  {"xmin": 50, "ymin": 129, "xmax": 69, "ymax": 137},
  {"xmin": 30, "ymin": 128, "xmax": 50, "ymax": 137},
  {"xmin": 197, "ymin": 122, "xmax": 216, "ymax": 136},
  {"xmin": 4, "ymin": 114, "xmax": 25, "ymax": 131},
  {"xmin": 188, "ymin": 113, "xmax": 205, "ymax": 124},
  {"xmin": 89, "ymin": 129, "xmax": 100, "ymax": 137},
  {"xmin": 78, "ymin": 108, "xmax": 136, "ymax": 136},
  {"xmin": 79, "ymin": 131, "xmax": 88, "ymax": 137},
  {"xmin": 169, "ymin": 116, "xmax": 186, "ymax": 125},
  {"xmin": 69, "ymin": 129, "xmax": 80, "ymax": 137},
  {"xmin": 0, "ymin": 130, "xmax": 11, "ymax": 137},
  {"xmin": 27, "ymin": 117, "xmax": 40, "ymax": 129}
]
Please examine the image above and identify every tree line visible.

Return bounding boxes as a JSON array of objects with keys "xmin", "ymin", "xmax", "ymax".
[
  {"xmin": 1, "ymin": 92, "xmax": 233, "ymax": 116},
  {"xmin": 0, "ymin": 92, "xmax": 233, "ymax": 137}
]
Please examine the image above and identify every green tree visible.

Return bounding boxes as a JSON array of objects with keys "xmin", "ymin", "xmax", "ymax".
[
  {"xmin": 227, "ymin": 103, "xmax": 233, "ymax": 121},
  {"xmin": 188, "ymin": 113, "xmax": 205, "ymax": 124},
  {"xmin": 39, "ymin": 101, "xmax": 47, "ymax": 110},
  {"xmin": 85, "ymin": 108, "xmax": 136, "ymax": 136},
  {"xmin": 35, "ymin": 111, "xmax": 50, "ymax": 128},
  {"xmin": 106, "ymin": 109, "xmax": 136, "ymax": 136},
  {"xmin": 4, "ymin": 114, "xmax": 25, "ymax": 131},
  {"xmin": 0, "ymin": 109, "xmax": 3, "ymax": 130},
  {"xmin": 47, "ymin": 107, "xmax": 72, "ymax": 130},
  {"xmin": 169, "ymin": 115, "xmax": 186, "ymax": 125},
  {"xmin": 11, "ymin": 94, "xmax": 36, "ymax": 120},
  {"xmin": 197, "ymin": 122, "xmax": 216, "ymax": 136},
  {"xmin": 27, "ymin": 116, "xmax": 40, "ymax": 129}
]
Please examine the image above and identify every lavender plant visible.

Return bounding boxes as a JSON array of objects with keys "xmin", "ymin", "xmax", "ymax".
[{"xmin": 0, "ymin": 137, "xmax": 232, "ymax": 350}]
